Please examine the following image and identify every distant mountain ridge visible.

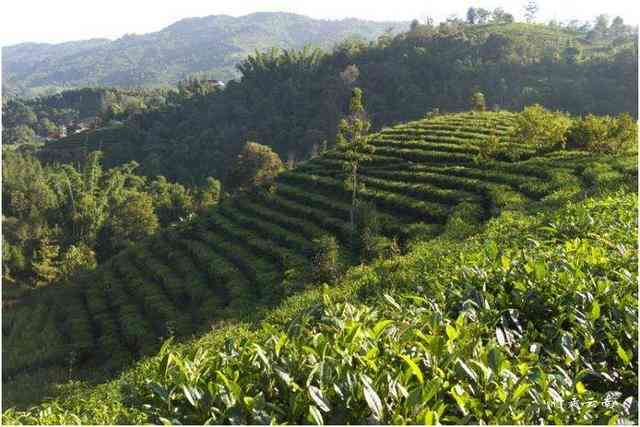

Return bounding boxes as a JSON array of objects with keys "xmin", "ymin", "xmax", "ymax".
[{"xmin": 2, "ymin": 12, "xmax": 407, "ymax": 97}]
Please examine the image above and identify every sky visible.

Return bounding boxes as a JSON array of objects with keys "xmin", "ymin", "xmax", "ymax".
[{"xmin": 1, "ymin": 0, "xmax": 639, "ymax": 47}]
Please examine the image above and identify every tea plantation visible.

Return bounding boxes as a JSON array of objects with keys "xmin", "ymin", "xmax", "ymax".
[{"xmin": 2, "ymin": 111, "xmax": 637, "ymax": 424}]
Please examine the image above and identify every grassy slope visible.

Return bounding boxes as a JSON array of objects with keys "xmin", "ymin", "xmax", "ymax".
[
  {"xmin": 3, "ymin": 188, "xmax": 636, "ymax": 424},
  {"xmin": 2, "ymin": 111, "xmax": 637, "ymax": 423}
]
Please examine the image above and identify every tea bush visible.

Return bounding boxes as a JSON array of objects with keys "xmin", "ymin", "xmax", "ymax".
[{"xmin": 514, "ymin": 105, "xmax": 572, "ymax": 153}]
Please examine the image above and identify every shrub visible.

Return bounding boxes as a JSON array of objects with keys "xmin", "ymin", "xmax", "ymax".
[
  {"xmin": 227, "ymin": 142, "xmax": 284, "ymax": 193},
  {"xmin": 59, "ymin": 243, "xmax": 97, "ymax": 281},
  {"xmin": 354, "ymin": 200, "xmax": 382, "ymax": 258},
  {"xmin": 441, "ymin": 201, "xmax": 482, "ymax": 239},
  {"xmin": 471, "ymin": 92, "xmax": 486, "ymax": 111},
  {"xmin": 514, "ymin": 104, "xmax": 572, "ymax": 153},
  {"xmin": 568, "ymin": 113, "xmax": 638, "ymax": 153},
  {"xmin": 311, "ymin": 235, "xmax": 342, "ymax": 284}
]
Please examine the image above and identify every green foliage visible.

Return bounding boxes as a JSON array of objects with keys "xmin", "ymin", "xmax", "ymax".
[
  {"xmin": 143, "ymin": 192, "xmax": 635, "ymax": 425},
  {"xmin": 3, "ymin": 124, "xmax": 36, "ymax": 145},
  {"xmin": 193, "ymin": 177, "xmax": 222, "ymax": 212},
  {"xmin": 22, "ymin": 19, "xmax": 637, "ymax": 187},
  {"xmin": 336, "ymin": 87, "xmax": 375, "ymax": 234},
  {"xmin": 228, "ymin": 142, "xmax": 284, "ymax": 193},
  {"xmin": 148, "ymin": 176, "xmax": 195, "ymax": 225},
  {"xmin": 514, "ymin": 104, "xmax": 573, "ymax": 152},
  {"xmin": 3, "ymin": 111, "xmax": 637, "ymax": 419},
  {"xmin": 441, "ymin": 201, "xmax": 482, "ymax": 240},
  {"xmin": 5, "ymin": 190, "xmax": 634, "ymax": 424},
  {"xmin": 59, "ymin": 243, "xmax": 97, "ymax": 281},
  {"xmin": 471, "ymin": 92, "xmax": 486, "ymax": 112},
  {"xmin": 1, "ymin": 149, "xmax": 216, "ymax": 288},
  {"xmin": 568, "ymin": 113, "xmax": 638, "ymax": 153},
  {"xmin": 31, "ymin": 237, "xmax": 60, "ymax": 287},
  {"xmin": 103, "ymin": 191, "xmax": 159, "ymax": 253},
  {"xmin": 311, "ymin": 235, "xmax": 342, "ymax": 284},
  {"xmin": 3, "ymin": 14, "xmax": 398, "ymax": 98}
]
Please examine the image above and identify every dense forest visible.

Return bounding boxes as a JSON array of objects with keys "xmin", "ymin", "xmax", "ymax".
[
  {"xmin": 2, "ymin": 150, "xmax": 220, "ymax": 293},
  {"xmin": 2, "ymin": 87, "xmax": 170, "ymax": 145},
  {"xmin": 14, "ymin": 14, "xmax": 635, "ymax": 187},
  {"xmin": 2, "ymin": 12, "xmax": 403, "ymax": 97}
]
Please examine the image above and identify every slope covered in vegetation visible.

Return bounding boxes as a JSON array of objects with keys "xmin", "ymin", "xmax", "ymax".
[
  {"xmin": 36, "ymin": 19, "xmax": 638, "ymax": 186},
  {"xmin": 3, "ymin": 111, "xmax": 637, "ymax": 418},
  {"xmin": 3, "ymin": 167, "xmax": 637, "ymax": 423},
  {"xmin": 2, "ymin": 12, "xmax": 403, "ymax": 98}
]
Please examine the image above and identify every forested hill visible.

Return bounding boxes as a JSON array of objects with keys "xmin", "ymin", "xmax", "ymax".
[
  {"xmin": 36, "ymin": 20, "xmax": 638, "ymax": 186},
  {"xmin": 2, "ymin": 12, "xmax": 404, "ymax": 97}
]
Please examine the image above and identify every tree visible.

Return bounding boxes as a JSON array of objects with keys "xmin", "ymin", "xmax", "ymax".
[
  {"xmin": 40, "ymin": 118, "xmax": 58, "ymax": 138},
  {"xmin": 31, "ymin": 237, "xmax": 60, "ymax": 287},
  {"xmin": 524, "ymin": 1, "xmax": 539, "ymax": 23},
  {"xmin": 311, "ymin": 235, "xmax": 342, "ymax": 283},
  {"xmin": 563, "ymin": 45, "xmax": 581, "ymax": 64},
  {"xmin": 466, "ymin": 7, "xmax": 478, "ymax": 25},
  {"xmin": 513, "ymin": 104, "xmax": 572, "ymax": 152},
  {"xmin": 476, "ymin": 8, "xmax": 491, "ymax": 24},
  {"xmin": 6, "ymin": 125, "xmax": 36, "ymax": 145},
  {"xmin": 481, "ymin": 33, "xmax": 514, "ymax": 62},
  {"xmin": 491, "ymin": 7, "xmax": 514, "ymax": 24},
  {"xmin": 105, "ymin": 191, "xmax": 159, "ymax": 253},
  {"xmin": 336, "ymin": 87, "xmax": 374, "ymax": 236},
  {"xmin": 148, "ymin": 176, "xmax": 195, "ymax": 225},
  {"xmin": 590, "ymin": 14, "xmax": 610, "ymax": 40},
  {"xmin": 610, "ymin": 16, "xmax": 626, "ymax": 38},
  {"xmin": 60, "ymin": 243, "xmax": 97, "ymax": 281},
  {"xmin": 568, "ymin": 113, "xmax": 638, "ymax": 153},
  {"xmin": 340, "ymin": 64, "xmax": 360, "ymax": 86},
  {"xmin": 227, "ymin": 142, "xmax": 284, "ymax": 193},
  {"xmin": 471, "ymin": 92, "xmax": 487, "ymax": 111},
  {"xmin": 194, "ymin": 177, "xmax": 221, "ymax": 213}
]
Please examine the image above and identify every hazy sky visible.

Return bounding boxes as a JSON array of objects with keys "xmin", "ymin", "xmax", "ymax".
[{"xmin": 1, "ymin": 0, "xmax": 638, "ymax": 46}]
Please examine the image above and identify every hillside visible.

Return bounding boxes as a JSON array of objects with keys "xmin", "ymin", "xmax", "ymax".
[
  {"xmin": 36, "ymin": 21, "xmax": 638, "ymax": 186},
  {"xmin": 3, "ymin": 111, "xmax": 637, "ymax": 418},
  {"xmin": 2, "ymin": 12, "xmax": 405, "ymax": 97}
]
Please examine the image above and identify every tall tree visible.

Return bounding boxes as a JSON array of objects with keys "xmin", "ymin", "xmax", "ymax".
[
  {"xmin": 524, "ymin": 0, "xmax": 539, "ymax": 23},
  {"xmin": 471, "ymin": 92, "xmax": 487, "ymax": 111},
  {"xmin": 227, "ymin": 142, "xmax": 284, "ymax": 193},
  {"xmin": 466, "ymin": 7, "xmax": 478, "ymax": 25},
  {"xmin": 336, "ymin": 87, "xmax": 374, "ymax": 237}
]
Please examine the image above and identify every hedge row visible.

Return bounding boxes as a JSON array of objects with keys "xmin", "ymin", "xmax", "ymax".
[
  {"xmin": 218, "ymin": 203, "xmax": 314, "ymax": 258},
  {"xmin": 111, "ymin": 254, "xmax": 192, "ymax": 337},
  {"xmin": 234, "ymin": 197, "xmax": 326, "ymax": 242},
  {"xmin": 252, "ymin": 189, "xmax": 352, "ymax": 244},
  {"xmin": 282, "ymin": 172, "xmax": 450, "ymax": 223}
]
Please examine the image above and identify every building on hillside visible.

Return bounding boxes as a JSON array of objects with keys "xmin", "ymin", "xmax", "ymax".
[{"xmin": 206, "ymin": 79, "xmax": 226, "ymax": 89}]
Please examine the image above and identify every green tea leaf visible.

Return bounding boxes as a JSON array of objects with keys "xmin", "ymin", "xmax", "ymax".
[
  {"xmin": 309, "ymin": 405, "xmax": 324, "ymax": 425},
  {"xmin": 513, "ymin": 382, "xmax": 530, "ymax": 400},
  {"xmin": 616, "ymin": 345, "xmax": 631, "ymax": 366},
  {"xmin": 457, "ymin": 359, "xmax": 478, "ymax": 384},
  {"xmin": 361, "ymin": 376, "xmax": 383, "ymax": 421},
  {"xmin": 446, "ymin": 324, "xmax": 459, "ymax": 341},
  {"xmin": 383, "ymin": 294, "xmax": 401, "ymax": 310},
  {"xmin": 399, "ymin": 354, "xmax": 424, "ymax": 384},
  {"xmin": 308, "ymin": 386, "xmax": 331, "ymax": 412},
  {"xmin": 372, "ymin": 320, "xmax": 394, "ymax": 339},
  {"xmin": 589, "ymin": 300, "xmax": 601, "ymax": 321}
]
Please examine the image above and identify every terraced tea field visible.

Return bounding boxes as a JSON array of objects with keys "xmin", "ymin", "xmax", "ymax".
[{"xmin": 3, "ymin": 111, "xmax": 627, "ymax": 384}]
